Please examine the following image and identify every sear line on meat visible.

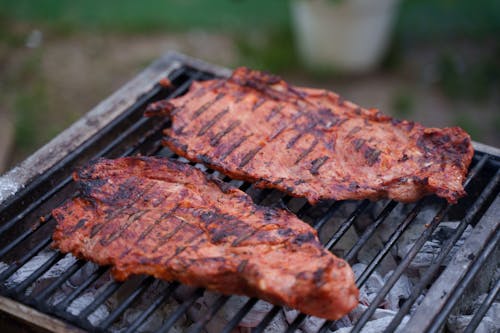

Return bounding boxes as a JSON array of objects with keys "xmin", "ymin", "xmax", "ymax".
[
  {"xmin": 52, "ymin": 157, "xmax": 358, "ymax": 320},
  {"xmin": 146, "ymin": 67, "xmax": 474, "ymax": 204}
]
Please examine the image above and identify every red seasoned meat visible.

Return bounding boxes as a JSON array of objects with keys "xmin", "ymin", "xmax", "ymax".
[
  {"xmin": 146, "ymin": 67, "xmax": 474, "ymax": 204},
  {"xmin": 52, "ymin": 157, "xmax": 358, "ymax": 320}
]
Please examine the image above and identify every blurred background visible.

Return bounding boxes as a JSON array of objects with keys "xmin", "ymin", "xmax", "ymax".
[{"xmin": 0, "ymin": 0, "xmax": 499, "ymax": 173}]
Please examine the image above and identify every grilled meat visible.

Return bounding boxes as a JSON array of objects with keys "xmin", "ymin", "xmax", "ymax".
[
  {"xmin": 52, "ymin": 157, "xmax": 358, "ymax": 320},
  {"xmin": 146, "ymin": 67, "xmax": 474, "ymax": 204}
]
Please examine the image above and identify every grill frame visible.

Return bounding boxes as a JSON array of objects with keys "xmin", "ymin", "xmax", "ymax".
[{"xmin": 0, "ymin": 52, "xmax": 499, "ymax": 333}]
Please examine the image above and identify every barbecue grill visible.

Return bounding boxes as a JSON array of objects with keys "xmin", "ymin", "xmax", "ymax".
[{"xmin": 0, "ymin": 52, "xmax": 498, "ymax": 333}]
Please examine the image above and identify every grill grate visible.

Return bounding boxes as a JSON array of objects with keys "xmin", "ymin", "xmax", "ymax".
[{"xmin": 0, "ymin": 55, "xmax": 499, "ymax": 333}]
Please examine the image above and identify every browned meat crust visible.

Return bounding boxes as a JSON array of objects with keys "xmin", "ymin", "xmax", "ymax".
[
  {"xmin": 52, "ymin": 157, "xmax": 358, "ymax": 320},
  {"xmin": 146, "ymin": 67, "xmax": 474, "ymax": 204}
]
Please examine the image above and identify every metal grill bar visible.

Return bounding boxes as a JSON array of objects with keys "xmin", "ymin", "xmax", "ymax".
[
  {"xmin": 318, "ymin": 317, "xmax": 334, "ymax": 333},
  {"xmin": 283, "ymin": 200, "xmax": 400, "ymax": 331},
  {"xmin": 123, "ymin": 282, "xmax": 179, "ymax": 333},
  {"xmin": 385, "ymin": 168, "xmax": 500, "ymax": 331},
  {"xmin": 463, "ymin": 279, "xmax": 499, "ymax": 333},
  {"xmin": 0, "ymin": 100, "xmax": 166, "ymax": 286},
  {"xmin": 355, "ymin": 200, "xmax": 424, "ymax": 286},
  {"xmin": 252, "ymin": 305, "xmax": 282, "ymax": 333},
  {"xmin": 0, "ymin": 184, "xmax": 65, "ymax": 237},
  {"xmin": 33, "ymin": 259, "xmax": 86, "ymax": 304},
  {"xmin": 0, "ymin": 103, "xmax": 178, "ymax": 273},
  {"xmin": 351, "ymin": 157, "xmax": 491, "ymax": 332},
  {"xmin": 427, "ymin": 226, "xmax": 500, "ymax": 333},
  {"xmin": 0, "ymin": 65, "xmax": 202, "ymax": 296},
  {"xmin": 0, "ymin": 66, "xmax": 191, "ymax": 242},
  {"xmin": 0, "ymin": 234, "xmax": 52, "ymax": 282},
  {"xmin": 351, "ymin": 202, "xmax": 449, "ymax": 332},
  {"xmin": 311, "ymin": 201, "xmax": 341, "ymax": 230},
  {"xmin": 0, "ymin": 56, "xmax": 498, "ymax": 333},
  {"xmin": 324, "ymin": 200, "xmax": 370, "ymax": 250},
  {"xmin": 285, "ymin": 313, "xmax": 307, "ymax": 333},
  {"xmin": 78, "ymin": 281, "xmax": 122, "ymax": 320},
  {"xmin": 157, "ymin": 287, "xmax": 204, "ymax": 333},
  {"xmin": 0, "ymin": 220, "xmax": 45, "ymax": 258},
  {"xmin": 9, "ymin": 251, "xmax": 64, "ymax": 297},
  {"xmin": 221, "ymin": 298, "xmax": 258, "ymax": 333},
  {"xmin": 250, "ymin": 199, "xmax": 380, "ymax": 331},
  {"xmin": 54, "ymin": 266, "xmax": 108, "ymax": 311},
  {"xmin": 97, "ymin": 276, "xmax": 155, "ymax": 330},
  {"xmin": 188, "ymin": 294, "xmax": 230, "ymax": 333},
  {"xmin": 345, "ymin": 200, "xmax": 397, "ymax": 262}
]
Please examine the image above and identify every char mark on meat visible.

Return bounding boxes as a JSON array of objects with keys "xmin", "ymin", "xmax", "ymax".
[
  {"xmin": 52, "ymin": 157, "xmax": 358, "ymax": 320},
  {"xmin": 146, "ymin": 67, "xmax": 474, "ymax": 204}
]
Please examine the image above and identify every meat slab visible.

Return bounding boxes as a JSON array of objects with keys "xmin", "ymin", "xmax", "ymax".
[
  {"xmin": 52, "ymin": 157, "xmax": 358, "ymax": 320},
  {"xmin": 146, "ymin": 67, "xmax": 474, "ymax": 204}
]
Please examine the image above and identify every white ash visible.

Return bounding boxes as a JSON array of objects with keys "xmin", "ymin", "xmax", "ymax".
[
  {"xmin": 349, "ymin": 305, "xmax": 398, "ymax": 323},
  {"xmin": 116, "ymin": 298, "xmax": 187, "ymax": 333},
  {"xmin": 320, "ymin": 221, "xmax": 359, "ymax": 259},
  {"xmin": 47, "ymin": 263, "xmax": 104, "ymax": 308},
  {"xmin": 194, "ymin": 163, "xmax": 208, "ymax": 172},
  {"xmin": 345, "ymin": 264, "xmax": 415, "ymax": 333},
  {"xmin": 0, "ymin": 261, "xmax": 8, "ymax": 275},
  {"xmin": 409, "ymin": 294, "xmax": 425, "ymax": 315},
  {"xmin": 283, "ymin": 307, "xmax": 326, "ymax": 333},
  {"xmin": 110, "ymin": 280, "xmax": 189, "ymax": 333},
  {"xmin": 330, "ymin": 315, "xmax": 352, "ymax": 331},
  {"xmin": 383, "ymin": 271, "xmax": 413, "ymax": 311},
  {"xmin": 447, "ymin": 294, "xmax": 499, "ymax": 333},
  {"xmin": 45, "ymin": 267, "xmax": 117, "ymax": 327},
  {"xmin": 392, "ymin": 203, "xmax": 441, "ymax": 261},
  {"xmin": 4, "ymin": 249, "xmax": 55, "ymax": 287},
  {"xmin": 40, "ymin": 265, "xmax": 190, "ymax": 333},
  {"xmin": 56, "ymin": 262, "xmax": 101, "ymax": 297},
  {"xmin": 66, "ymin": 291, "xmax": 110, "ymax": 326},
  {"xmin": 283, "ymin": 307, "xmax": 300, "ymax": 324},
  {"xmin": 366, "ymin": 202, "xmax": 409, "ymax": 245},
  {"xmin": 356, "ymin": 233, "xmax": 398, "ymax": 276},
  {"xmin": 400, "ymin": 222, "xmax": 472, "ymax": 271},
  {"xmin": 261, "ymin": 311, "xmax": 288, "ymax": 333},
  {"xmin": 332, "ymin": 315, "xmax": 410, "ymax": 333},
  {"xmin": 376, "ymin": 200, "xmax": 441, "ymax": 235},
  {"xmin": 0, "ymin": 170, "xmax": 23, "ymax": 203},
  {"xmin": 229, "ymin": 179, "xmax": 245, "ymax": 188},
  {"xmin": 300, "ymin": 315, "xmax": 328, "ymax": 333},
  {"xmin": 27, "ymin": 254, "xmax": 78, "ymax": 296},
  {"xmin": 352, "ymin": 263, "xmax": 385, "ymax": 305},
  {"xmin": 240, "ymin": 299, "xmax": 274, "ymax": 327},
  {"xmin": 353, "ymin": 202, "xmax": 401, "ymax": 275},
  {"xmin": 317, "ymin": 201, "xmax": 360, "ymax": 245},
  {"xmin": 404, "ymin": 241, "xmax": 441, "ymax": 270},
  {"xmin": 188, "ymin": 292, "xmax": 275, "ymax": 331},
  {"xmin": 41, "ymin": 253, "xmax": 77, "ymax": 278},
  {"xmin": 447, "ymin": 314, "xmax": 497, "ymax": 333}
]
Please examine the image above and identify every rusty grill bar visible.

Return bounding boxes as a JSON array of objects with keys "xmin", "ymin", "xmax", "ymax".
[{"xmin": 0, "ymin": 53, "xmax": 499, "ymax": 332}]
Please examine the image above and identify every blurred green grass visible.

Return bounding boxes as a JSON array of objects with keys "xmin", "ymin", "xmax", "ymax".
[
  {"xmin": 398, "ymin": 0, "xmax": 500, "ymax": 40},
  {"xmin": 2, "ymin": 0, "xmax": 498, "ymax": 75},
  {"xmin": 0, "ymin": 0, "xmax": 498, "ymax": 37},
  {"xmin": 0, "ymin": 0, "xmax": 291, "ymax": 33},
  {"xmin": 1, "ymin": 0, "xmax": 498, "ymax": 74}
]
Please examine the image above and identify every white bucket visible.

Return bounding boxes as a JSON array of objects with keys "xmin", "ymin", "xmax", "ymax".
[{"xmin": 291, "ymin": 0, "xmax": 400, "ymax": 73}]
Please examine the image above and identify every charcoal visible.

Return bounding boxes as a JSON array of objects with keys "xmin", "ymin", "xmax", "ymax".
[
  {"xmin": 384, "ymin": 271, "xmax": 413, "ymax": 311},
  {"xmin": 332, "ymin": 315, "xmax": 409, "ymax": 333}
]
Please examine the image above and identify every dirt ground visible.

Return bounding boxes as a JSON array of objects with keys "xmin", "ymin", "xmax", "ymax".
[{"xmin": 0, "ymin": 31, "xmax": 498, "ymax": 173}]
